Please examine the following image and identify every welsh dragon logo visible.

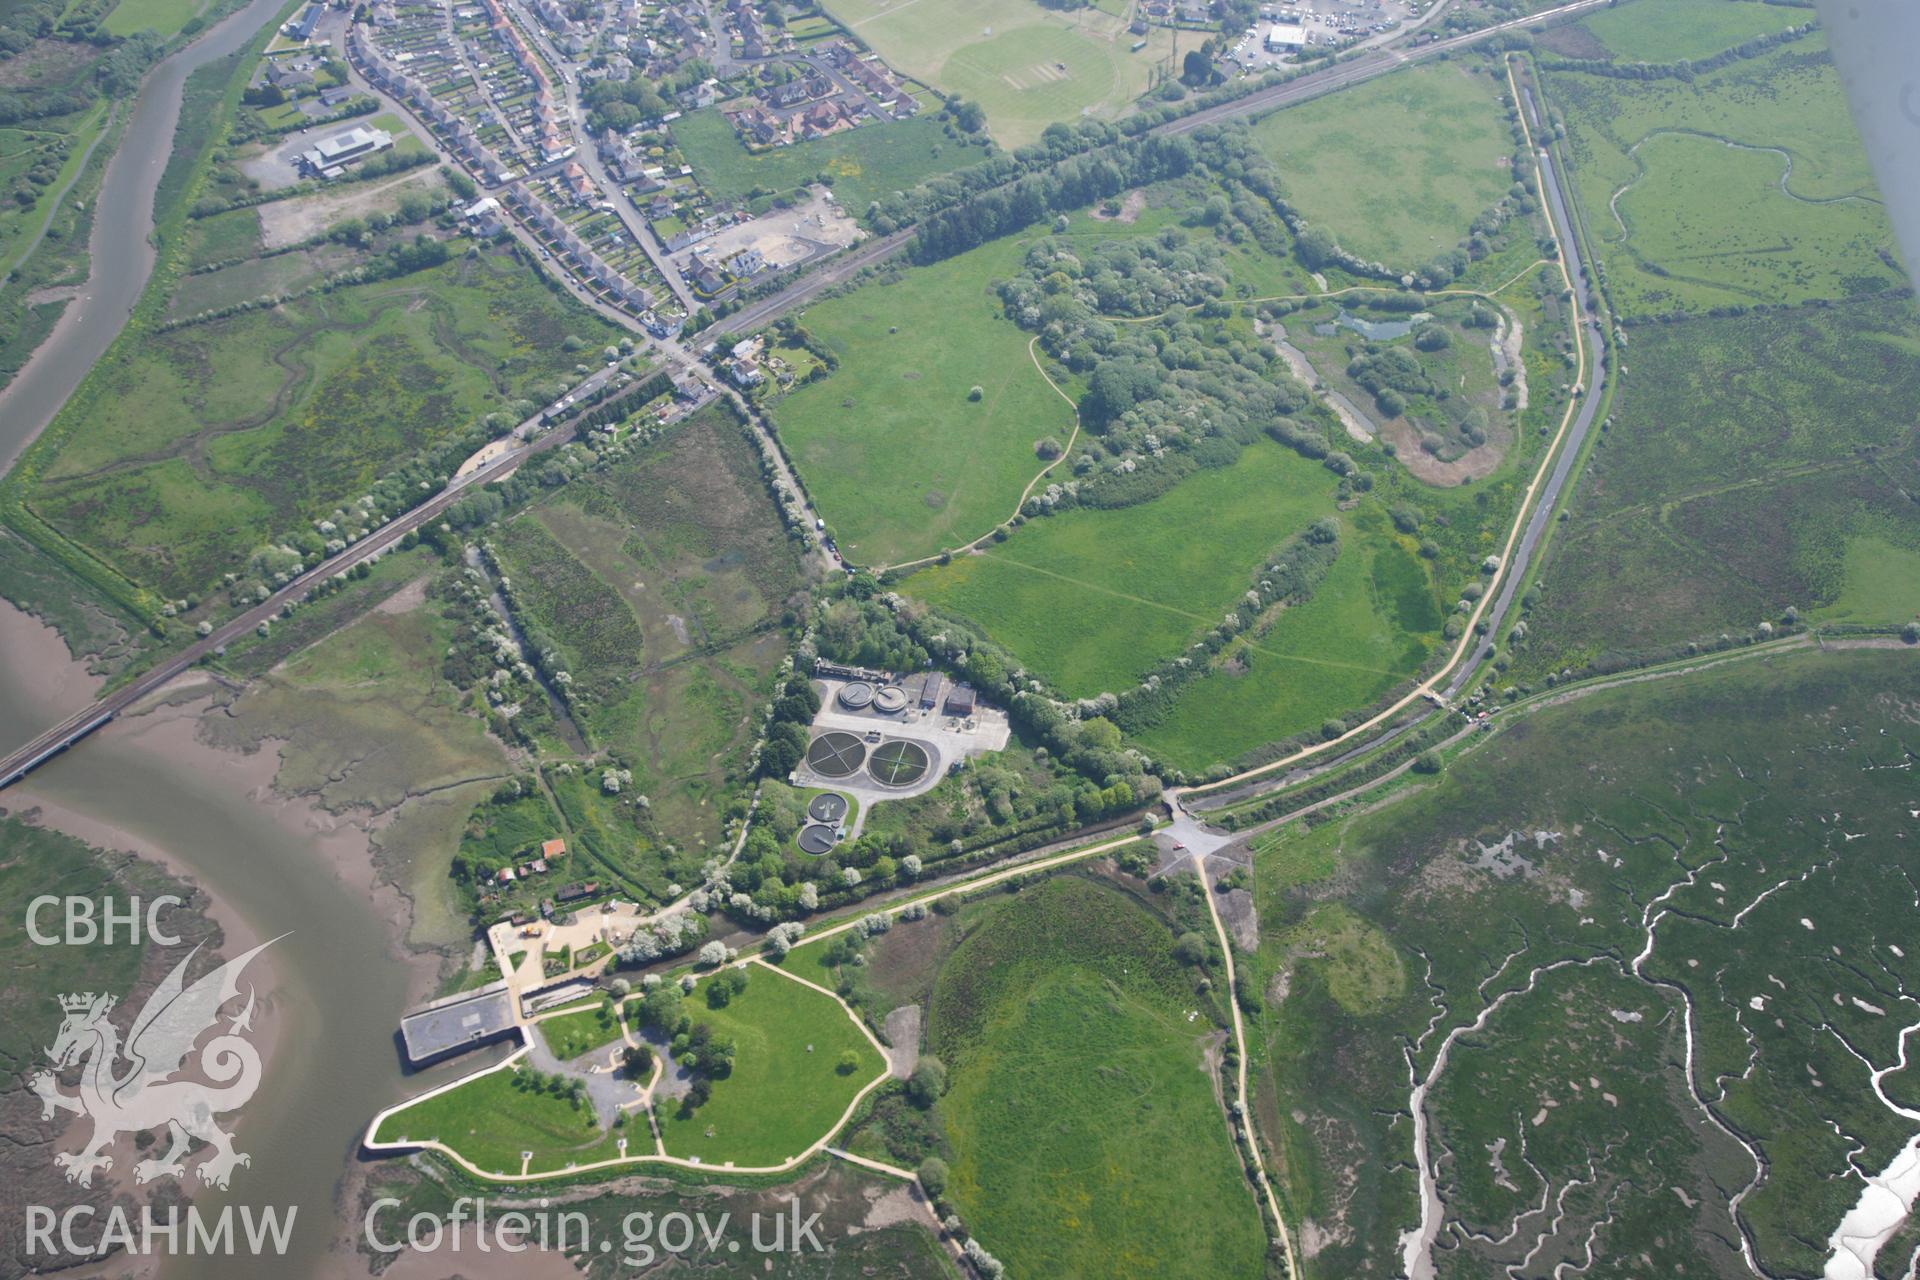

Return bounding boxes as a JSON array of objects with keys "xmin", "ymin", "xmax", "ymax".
[{"xmin": 30, "ymin": 939, "xmax": 278, "ymax": 1190}]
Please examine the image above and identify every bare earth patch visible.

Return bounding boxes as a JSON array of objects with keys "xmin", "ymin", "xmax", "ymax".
[
  {"xmin": 881, "ymin": 1003, "xmax": 922, "ymax": 1079},
  {"xmin": 255, "ymin": 167, "xmax": 446, "ymax": 250},
  {"xmin": 1376, "ymin": 414, "xmax": 1510, "ymax": 487},
  {"xmin": 1090, "ymin": 188, "xmax": 1147, "ymax": 223},
  {"xmin": 371, "ymin": 575, "xmax": 429, "ymax": 615}
]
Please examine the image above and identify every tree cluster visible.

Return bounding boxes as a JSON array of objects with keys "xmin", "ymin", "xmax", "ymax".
[{"xmin": 756, "ymin": 671, "xmax": 823, "ymax": 778}]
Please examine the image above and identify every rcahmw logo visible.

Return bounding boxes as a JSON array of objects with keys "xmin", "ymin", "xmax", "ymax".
[{"xmin": 25, "ymin": 930, "xmax": 294, "ymax": 1258}]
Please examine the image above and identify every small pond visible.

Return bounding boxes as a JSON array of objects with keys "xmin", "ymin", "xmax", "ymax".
[{"xmin": 1312, "ymin": 308, "xmax": 1433, "ymax": 341}]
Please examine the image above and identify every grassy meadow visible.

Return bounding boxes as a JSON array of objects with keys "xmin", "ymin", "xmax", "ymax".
[
  {"xmin": 655, "ymin": 967, "xmax": 885, "ymax": 1168},
  {"xmin": 1130, "ymin": 523, "xmax": 1439, "ymax": 771},
  {"xmin": 537, "ymin": 1001, "xmax": 626, "ymax": 1061},
  {"xmin": 372, "ymin": 1064, "xmax": 621, "ymax": 1176},
  {"xmin": 927, "ymin": 876, "xmax": 1268, "ymax": 1279},
  {"xmin": 104, "ymin": 0, "xmax": 212, "ymax": 37},
  {"xmin": 1545, "ymin": 32, "xmax": 1905, "ymax": 315},
  {"xmin": 905, "ymin": 439, "xmax": 1337, "ymax": 698},
  {"xmin": 1249, "ymin": 61, "xmax": 1515, "ymax": 269},
  {"xmin": 31, "ymin": 254, "xmax": 620, "ymax": 599},
  {"xmin": 491, "ymin": 405, "xmax": 805, "ymax": 854},
  {"xmin": 671, "ymin": 109, "xmax": 968, "ymax": 212},
  {"xmin": 774, "ymin": 235, "xmax": 1073, "ymax": 565},
  {"xmin": 1514, "ymin": 297, "xmax": 1920, "ymax": 673},
  {"xmin": 1576, "ymin": 0, "xmax": 1805, "ymax": 63}
]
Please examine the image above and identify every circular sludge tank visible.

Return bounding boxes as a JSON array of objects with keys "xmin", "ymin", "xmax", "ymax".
[
  {"xmin": 808, "ymin": 792, "xmax": 849, "ymax": 824},
  {"xmin": 867, "ymin": 739, "xmax": 931, "ymax": 788},
  {"xmin": 836, "ymin": 681, "xmax": 875, "ymax": 710},
  {"xmin": 873, "ymin": 685, "xmax": 909, "ymax": 714},
  {"xmin": 798, "ymin": 824, "xmax": 837, "ymax": 855},
  {"xmin": 805, "ymin": 731, "xmax": 867, "ymax": 778}
]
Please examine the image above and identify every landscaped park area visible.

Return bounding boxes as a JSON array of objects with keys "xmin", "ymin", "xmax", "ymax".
[
  {"xmin": 368, "ymin": 959, "xmax": 888, "ymax": 1178},
  {"xmin": 756, "ymin": 81, "xmax": 1586, "ymax": 773}
]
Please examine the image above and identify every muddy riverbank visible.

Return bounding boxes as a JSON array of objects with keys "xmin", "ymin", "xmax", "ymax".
[{"xmin": 0, "ymin": 600, "xmax": 475, "ymax": 1277}]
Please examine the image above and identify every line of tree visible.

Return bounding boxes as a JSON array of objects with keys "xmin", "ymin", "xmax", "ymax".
[{"xmin": 1540, "ymin": 23, "xmax": 1815, "ymax": 81}]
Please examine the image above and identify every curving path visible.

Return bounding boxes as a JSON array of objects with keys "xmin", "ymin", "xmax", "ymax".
[
  {"xmin": 1173, "ymin": 57, "xmax": 1607, "ymax": 802},
  {"xmin": 362, "ymin": 956, "xmax": 894, "ymax": 1182},
  {"xmin": 0, "ymin": 103, "xmax": 116, "ymax": 285}
]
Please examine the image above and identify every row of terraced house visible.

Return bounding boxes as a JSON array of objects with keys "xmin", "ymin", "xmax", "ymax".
[
  {"xmin": 504, "ymin": 180, "xmax": 655, "ymax": 310},
  {"xmin": 349, "ymin": 26, "xmax": 514, "ymax": 185},
  {"xmin": 349, "ymin": 20, "xmax": 657, "ymax": 317}
]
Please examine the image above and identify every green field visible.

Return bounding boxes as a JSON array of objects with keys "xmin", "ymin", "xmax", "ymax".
[
  {"xmin": 775, "ymin": 235, "xmax": 1073, "ymax": 565},
  {"xmin": 1130, "ymin": 522, "xmax": 1438, "ymax": 770},
  {"xmin": 1514, "ymin": 299, "xmax": 1920, "ymax": 673},
  {"xmin": 655, "ymin": 967, "xmax": 885, "ymax": 1168},
  {"xmin": 537, "ymin": 1002, "xmax": 626, "ymax": 1061},
  {"xmin": 1545, "ymin": 33, "xmax": 1904, "ymax": 315},
  {"xmin": 180, "ymin": 206, "xmax": 267, "ymax": 269},
  {"xmin": 373, "ymin": 1064, "xmax": 621, "ymax": 1176},
  {"xmin": 671, "ymin": 109, "xmax": 968, "ymax": 213},
  {"xmin": 905, "ymin": 439, "xmax": 1336, "ymax": 698},
  {"xmin": 201, "ymin": 579, "xmax": 508, "ymax": 810},
  {"xmin": 167, "ymin": 242, "xmax": 357, "ymax": 321},
  {"xmin": 1577, "ymin": 0, "xmax": 1805, "ymax": 64},
  {"xmin": 928, "ymin": 876, "xmax": 1268, "ymax": 1278},
  {"xmin": 490, "ymin": 406, "xmax": 805, "ymax": 854},
  {"xmin": 29, "ymin": 254, "xmax": 619, "ymax": 599},
  {"xmin": 1240, "ymin": 648, "xmax": 1920, "ymax": 1277},
  {"xmin": 1249, "ymin": 61, "xmax": 1515, "ymax": 269},
  {"xmin": 819, "ymin": 0, "xmax": 1181, "ymax": 148},
  {"xmin": 104, "ymin": 0, "xmax": 210, "ymax": 37}
]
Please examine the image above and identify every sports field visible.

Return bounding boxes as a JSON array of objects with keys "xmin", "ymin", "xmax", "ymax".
[
  {"xmin": 774, "ymin": 235, "xmax": 1072, "ymax": 565},
  {"xmin": 1249, "ymin": 61, "xmax": 1514, "ymax": 269},
  {"xmin": 904, "ymin": 440, "xmax": 1337, "ymax": 698},
  {"xmin": 820, "ymin": 0, "xmax": 1181, "ymax": 148}
]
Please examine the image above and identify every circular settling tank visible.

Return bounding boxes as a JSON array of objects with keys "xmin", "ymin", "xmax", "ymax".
[
  {"xmin": 805, "ymin": 731, "xmax": 867, "ymax": 778},
  {"xmin": 867, "ymin": 740, "xmax": 931, "ymax": 788}
]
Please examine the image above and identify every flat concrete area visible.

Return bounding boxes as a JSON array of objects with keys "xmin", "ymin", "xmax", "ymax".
[
  {"xmin": 797, "ymin": 675, "xmax": 1012, "ymax": 805},
  {"xmin": 675, "ymin": 186, "xmax": 859, "ymax": 277},
  {"xmin": 399, "ymin": 982, "xmax": 517, "ymax": 1065}
]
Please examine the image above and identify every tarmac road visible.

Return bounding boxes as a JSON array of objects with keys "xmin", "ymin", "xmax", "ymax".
[{"xmin": 1448, "ymin": 89, "xmax": 1606, "ymax": 697}]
